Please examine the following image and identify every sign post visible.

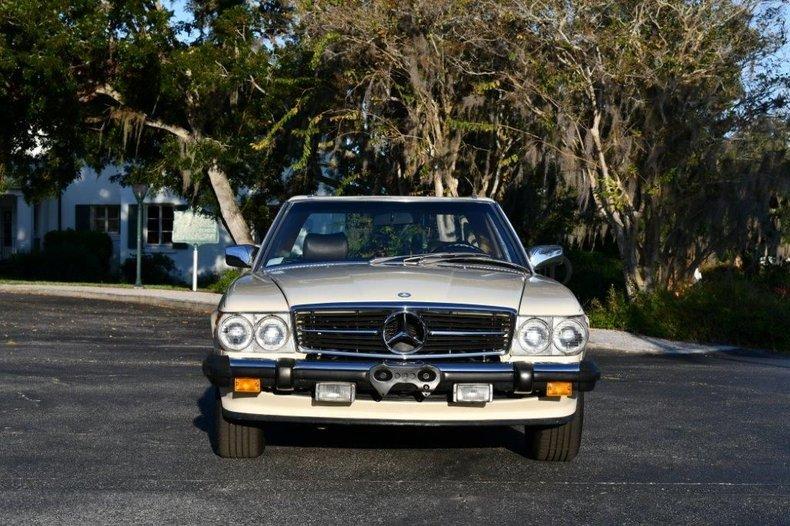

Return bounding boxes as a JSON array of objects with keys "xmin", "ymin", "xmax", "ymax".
[
  {"xmin": 172, "ymin": 209, "xmax": 220, "ymax": 291},
  {"xmin": 192, "ymin": 244, "xmax": 199, "ymax": 291},
  {"xmin": 131, "ymin": 184, "xmax": 149, "ymax": 288}
]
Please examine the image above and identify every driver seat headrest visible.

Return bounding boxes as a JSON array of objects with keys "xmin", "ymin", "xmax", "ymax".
[{"xmin": 302, "ymin": 232, "xmax": 348, "ymax": 261}]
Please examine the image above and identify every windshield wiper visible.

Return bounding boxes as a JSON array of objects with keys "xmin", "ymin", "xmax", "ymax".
[
  {"xmin": 369, "ymin": 254, "xmax": 414, "ymax": 265},
  {"xmin": 433, "ymin": 256, "xmax": 529, "ymax": 273},
  {"xmin": 405, "ymin": 253, "xmax": 529, "ymax": 273},
  {"xmin": 371, "ymin": 252, "xmax": 529, "ymax": 273},
  {"xmin": 370, "ymin": 252, "xmax": 455, "ymax": 265}
]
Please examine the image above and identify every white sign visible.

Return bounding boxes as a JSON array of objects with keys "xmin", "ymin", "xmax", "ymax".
[
  {"xmin": 172, "ymin": 209, "xmax": 220, "ymax": 292},
  {"xmin": 173, "ymin": 209, "xmax": 219, "ymax": 245}
]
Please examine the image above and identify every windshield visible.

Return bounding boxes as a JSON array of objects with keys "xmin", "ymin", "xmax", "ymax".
[{"xmin": 260, "ymin": 200, "xmax": 525, "ymax": 269}]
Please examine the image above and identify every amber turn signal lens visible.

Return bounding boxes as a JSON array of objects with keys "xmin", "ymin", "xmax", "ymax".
[
  {"xmin": 234, "ymin": 377, "xmax": 261, "ymax": 394},
  {"xmin": 546, "ymin": 381, "xmax": 573, "ymax": 397}
]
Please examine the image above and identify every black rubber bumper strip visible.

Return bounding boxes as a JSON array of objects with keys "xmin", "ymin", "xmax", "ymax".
[
  {"xmin": 202, "ymin": 355, "xmax": 601, "ymax": 394},
  {"xmin": 222, "ymin": 408, "xmax": 576, "ymax": 427}
]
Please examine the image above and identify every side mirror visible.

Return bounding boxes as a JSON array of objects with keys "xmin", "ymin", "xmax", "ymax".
[
  {"xmin": 527, "ymin": 245, "xmax": 564, "ymax": 270},
  {"xmin": 225, "ymin": 244, "xmax": 258, "ymax": 268}
]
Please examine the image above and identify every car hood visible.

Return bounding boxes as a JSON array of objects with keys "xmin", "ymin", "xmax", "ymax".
[
  {"xmin": 221, "ymin": 263, "xmax": 582, "ymax": 316},
  {"xmin": 266, "ymin": 263, "xmax": 526, "ymax": 310}
]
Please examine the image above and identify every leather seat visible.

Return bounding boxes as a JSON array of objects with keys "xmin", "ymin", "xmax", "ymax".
[{"xmin": 302, "ymin": 232, "xmax": 348, "ymax": 261}]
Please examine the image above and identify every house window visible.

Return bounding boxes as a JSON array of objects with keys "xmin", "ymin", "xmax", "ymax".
[
  {"xmin": 146, "ymin": 204, "xmax": 174, "ymax": 245},
  {"xmin": 91, "ymin": 205, "xmax": 120, "ymax": 234}
]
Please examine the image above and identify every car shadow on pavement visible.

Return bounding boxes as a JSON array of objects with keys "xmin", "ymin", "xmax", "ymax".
[
  {"xmin": 193, "ymin": 386, "xmax": 527, "ymax": 456},
  {"xmin": 193, "ymin": 386, "xmax": 219, "ymax": 453}
]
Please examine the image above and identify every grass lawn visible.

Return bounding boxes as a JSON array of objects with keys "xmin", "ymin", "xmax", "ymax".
[{"xmin": 0, "ymin": 278, "xmax": 213, "ymax": 293}]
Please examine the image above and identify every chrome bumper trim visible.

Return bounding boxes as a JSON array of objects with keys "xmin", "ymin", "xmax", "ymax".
[
  {"xmin": 226, "ymin": 357, "xmax": 580, "ymax": 374},
  {"xmin": 298, "ymin": 348, "xmax": 507, "ymax": 360}
]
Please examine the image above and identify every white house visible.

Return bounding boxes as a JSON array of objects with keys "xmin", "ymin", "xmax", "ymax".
[{"xmin": 0, "ymin": 166, "xmax": 236, "ymax": 282}]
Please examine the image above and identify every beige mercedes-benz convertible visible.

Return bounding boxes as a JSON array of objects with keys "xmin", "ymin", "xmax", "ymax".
[{"xmin": 203, "ymin": 196, "xmax": 599, "ymax": 460}]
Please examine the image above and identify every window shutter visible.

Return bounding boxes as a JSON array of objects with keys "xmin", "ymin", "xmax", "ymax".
[
  {"xmin": 75, "ymin": 205, "xmax": 90, "ymax": 231},
  {"xmin": 127, "ymin": 205, "xmax": 138, "ymax": 250},
  {"xmin": 172, "ymin": 204, "xmax": 189, "ymax": 249}
]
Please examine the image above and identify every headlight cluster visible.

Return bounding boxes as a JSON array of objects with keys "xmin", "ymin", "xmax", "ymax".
[
  {"xmin": 217, "ymin": 314, "xmax": 291, "ymax": 353},
  {"xmin": 512, "ymin": 316, "xmax": 588, "ymax": 356}
]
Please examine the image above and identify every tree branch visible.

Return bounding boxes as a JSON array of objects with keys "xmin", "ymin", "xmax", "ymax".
[{"xmin": 93, "ymin": 84, "xmax": 193, "ymax": 141}]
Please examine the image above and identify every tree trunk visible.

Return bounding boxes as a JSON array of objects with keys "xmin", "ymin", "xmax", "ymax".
[
  {"xmin": 587, "ymin": 110, "xmax": 650, "ymax": 296},
  {"xmin": 207, "ymin": 163, "xmax": 254, "ymax": 245}
]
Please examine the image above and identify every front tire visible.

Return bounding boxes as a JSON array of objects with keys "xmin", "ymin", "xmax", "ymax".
[
  {"xmin": 214, "ymin": 393, "xmax": 265, "ymax": 458},
  {"xmin": 525, "ymin": 393, "xmax": 584, "ymax": 461}
]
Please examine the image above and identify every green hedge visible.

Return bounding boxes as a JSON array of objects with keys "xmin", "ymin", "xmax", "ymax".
[
  {"xmin": 0, "ymin": 229, "xmax": 114, "ymax": 282},
  {"xmin": 120, "ymin": 253, "xmax": 180, "ymax": 285},
  {"xmin": 588, "ymin": 266, "xmax": 790, "ymax": 351}
]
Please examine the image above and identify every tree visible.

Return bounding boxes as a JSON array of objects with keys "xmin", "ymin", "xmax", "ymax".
[
  {"xmin": 1, "ymin": 0, "xmax": 317, "ymax": 243},
  {"xmin": 0, "ymin": 0, "xmax": 106, "ymax": 200},
  {"xmin": 491, "ymin": 0, "xmax": 788, "ymax": 293},
  {"xmin": 299, "ymin": 0, "xmax": 532, "ymax": 198},
  {"xmin": 303, "ymin": 0, "xmax": 788, "ymax": 293}
]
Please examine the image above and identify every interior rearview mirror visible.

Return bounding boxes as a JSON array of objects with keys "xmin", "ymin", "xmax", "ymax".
[
  {"xmin": 225, "ymin": 244, "xmax": 258, "ymax": 268},
  {"xmin": 373, "ymin": 212, "xmax": 414, "ymax": 226},
  {"xmin": 527, "ymin": 245, "xmax": 564, "ymax": 270}
]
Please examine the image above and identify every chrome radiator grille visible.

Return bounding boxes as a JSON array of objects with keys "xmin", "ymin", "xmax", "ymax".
[{"xmin": 293, "ymin": 303, "xmax": 514, "ymax": 359}]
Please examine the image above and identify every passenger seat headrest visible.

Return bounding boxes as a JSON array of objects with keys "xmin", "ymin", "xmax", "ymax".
[{"xmin": 302, "ymin": 232, "xmax": 348, "ymax": 261}]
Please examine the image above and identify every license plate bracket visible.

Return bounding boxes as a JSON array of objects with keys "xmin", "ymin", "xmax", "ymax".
[{"xmin": 368, "ymin": 363, "xmax": 441, "ymax": 397}]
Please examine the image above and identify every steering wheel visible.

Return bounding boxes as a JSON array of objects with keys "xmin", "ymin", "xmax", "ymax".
[{"xmin": 430, "ymin": 242, "xmax": 486, "ymax": 255}]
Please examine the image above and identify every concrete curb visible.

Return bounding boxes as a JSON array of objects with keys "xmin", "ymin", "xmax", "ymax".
[
  {"xmin": 0, "ymin": 283, "xmax": 220, "ymax": 313},
  {"xmin": 0, "ymin": 283, "xmax": 739, "ymax": 355},
  {"xmin": 588, "ymin": 328, "xmax": 737, "ymax": 355}
]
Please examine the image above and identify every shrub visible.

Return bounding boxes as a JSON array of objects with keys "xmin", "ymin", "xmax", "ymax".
[
  {"xmin": 588, "ymin": 266, "xmax": 790, "ymax": 351},
  {"xmin": 565, "ymin": 249, "xmax": 625, "ymax": 306},
  {"xmin": 0, "ymin": 229, "xmax": 114, "ymax": 282},
  {"xmin": 203, "ymin": 269, "xmax": 243, "ymax": 293},
  {"xmin": 120, "ymin": 253, "xmax": 180, "ymax": 285},
  {"xmin": 45, "ymin": 229, "xmax": 113, "ymax": 269},
  {"xmin": 0, "ymin": 251, "xmax": 46, "ymax": 280}
]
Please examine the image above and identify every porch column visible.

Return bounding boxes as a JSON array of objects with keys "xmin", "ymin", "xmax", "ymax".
[{"xmin": 15, "ymin": 193, "xmax": 33, "ymax": 253}]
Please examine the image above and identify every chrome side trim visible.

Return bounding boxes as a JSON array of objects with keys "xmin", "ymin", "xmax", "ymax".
[
  {"xmin": 299, "ymin": 348, "xmax": 507, "ymax": 360},
  {"xmin": 428, "ymin": 330, "xmax": 508, "ymax": 337},
  {"xmin": 299, "ymin": 328, "xmax": 379, "ymax": 335}
]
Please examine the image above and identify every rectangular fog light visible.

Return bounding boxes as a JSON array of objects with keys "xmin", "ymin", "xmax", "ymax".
[
  {"xmin": 453, "ymin": 383, "xmax": 493, "ymax": 404},
  {"xmin": 546, "ymin": 381, "xmax": 573, "ymax": 397},
  {"xmin": 234, "ymin": 377, "xmax": 261, "ymax": 394},
  {"xmin": 315, "ymin": 382, "xmax": 356, "ymax": 404}
]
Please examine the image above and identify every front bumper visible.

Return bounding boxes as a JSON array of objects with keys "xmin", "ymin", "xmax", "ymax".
[
  {"xmin": 203, "ymin": 355, "xmax": 600, "ymax": 395},
  {"xmin": 203, "ymin": 355, "xmax": 600, "ymax": 425}
]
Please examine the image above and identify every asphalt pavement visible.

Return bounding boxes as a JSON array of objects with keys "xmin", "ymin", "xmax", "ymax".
[{"xmin": 0, "ymin": 293, "xmax": 788, "ymax": 524}]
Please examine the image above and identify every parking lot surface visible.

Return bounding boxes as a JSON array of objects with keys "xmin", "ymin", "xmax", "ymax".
[{"xmin": 0, "ymin": 293, "xmax": 788, "ymax": 524}]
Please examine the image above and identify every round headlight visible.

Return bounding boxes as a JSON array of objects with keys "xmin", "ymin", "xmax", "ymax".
[
  {"xmin": 517, "ymin": 318, "xmax": 551, "ymax": 354},
  {"xmin": 553, "ymin": 319, "xmax": 587, "ymax": 355},
  {"xmin": 218, "ymin": 315, "xmax": 253, "ymax": 351},
  {"xmin": 254, "ymin": 316, "xmax": 289, "ymax": 351}
]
